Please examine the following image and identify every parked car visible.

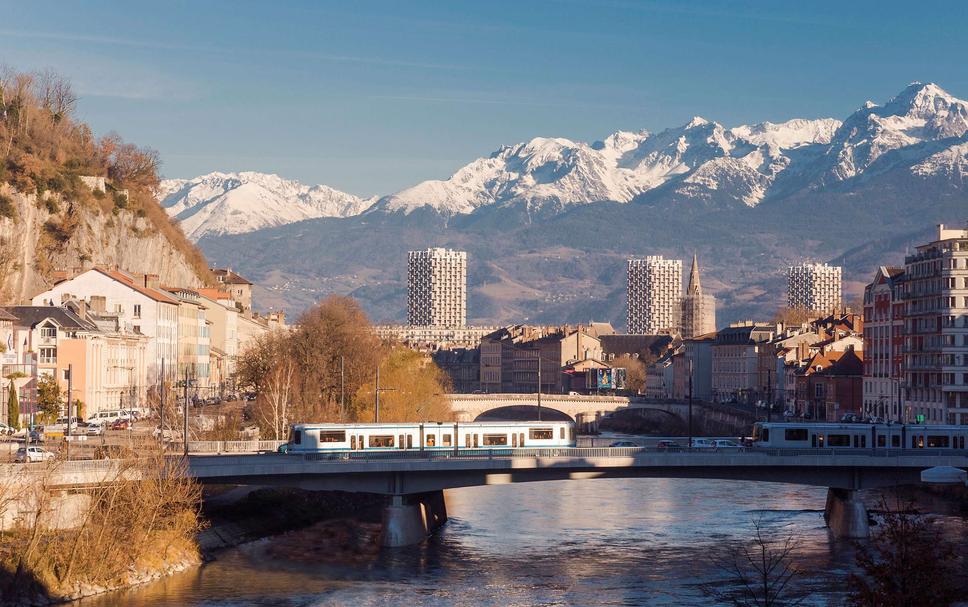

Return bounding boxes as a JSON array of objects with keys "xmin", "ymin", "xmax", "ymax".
[
  {"xmin": 712, "ymin": 439, "xmax": 743, "ymax": 450},
  {"xmin": 110, "ymin": 418, "xmax": 131, "ymax": 431},
  {"xmin": 15, "ymin": 446, "xmax": 55, "ymax": 463},
  {"xmin": 609, "ymin": 440, "xmax": 639, "ymax": 447},
  {"xmin": 841, "ymin": 413, "xmax": 859, "ymax": 423},
  {"xmin": 0, "ymin": 422, "xmax": 14, "ymax": 436},
  {"xmin": 84, "ymin": 423, "xmax": 105, "ymax": 437},
  {"xmin": 28, "ymin": 429, "xmax": 45, "ymax": 443},
  {"xmin": 690, "ymin": 438, "xmax": 715, "ymax": 449},
  {"xmin": 656, "ymin": 439, "xmax": 683, "ymax": 450}
]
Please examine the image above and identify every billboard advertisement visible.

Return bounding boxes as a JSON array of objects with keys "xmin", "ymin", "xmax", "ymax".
[{"xmin": 588, "ymin": 367, "xmax": 627, "ymax": 390}]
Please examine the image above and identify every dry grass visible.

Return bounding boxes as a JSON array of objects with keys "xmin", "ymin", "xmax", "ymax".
[{"xmin": 0, "ymin": 449, "xmax": 204, "ymax": 601}]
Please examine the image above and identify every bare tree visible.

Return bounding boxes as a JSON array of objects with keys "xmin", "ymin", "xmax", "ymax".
[
  {"xmin": 107, "ymin": 141, "xmax": 161, "ymax": 188},
  {"xmin": 257, "ymin": 360, "xmax": 294, "ymax": 440},
  {"xmin": 702, "ymin": 517, "xmax": 804, "ymax": 607},
  {"xmin": 35, "ymin": 68, "xmax": 77, "ymax": 124}
]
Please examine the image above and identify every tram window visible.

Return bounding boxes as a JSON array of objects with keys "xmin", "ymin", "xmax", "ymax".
[
  {"xmin": 560, "ymin": 427, "xmax": 565, "ymax": 440},
  {"xmin": 368, "ymin": 435, "xmax": 394, "ymax": 448},
  {"xmin": 512, "ymin": 433, "xmax": 518, "ymax": 447},
  {"xmin": 860, "ymin": 435, "xmax": 866, "ymax": 448},
  {"xmin": 442, "ymin": 433, "xmax": 452, "ymax": 447},
  {"xmin": 350, "ymin": 435, "xmax": 356, "ymax": 449},
  {"xmin": 784, "ymin": 428, "xmax": 808, "ymax": 441},
  {"xmin": 520, "ymin": 433, "xmax": 525, "ymax": 447},
  {"xmin": 911, "ymin": 435, "xmax": 918, "ymax": 449},
  {"xmin": 961, "ymin": 437, "xmax": 966, "ymax": 449},
  {"xmin": 483, "ymin": 434, "xmax": 508, "ymax": 446},
  {"xmin": 465, "ymin": 433, "xmax": 471, "ymax": 447},
  {"xmin": 407, "ymin": 435, "xmax": 413, "ymax": 449},
  {"xmin": 877, "ymin": 435, "xmax": 886, "ymax": 447},
  {"xmin": 473, "ymin": 434, "xmax": 479, "ymax": 448},
  {"xmin": 927, "ymin": 435, "xmax": 950, "ymax": 448},
  {"xmin": 426, "ymin": 435, "xmax": 436, "ymax": 447},
  {"xmin": 398, "ymin": 434, "xmax": 405, "ymax": 449},
  {"xmin": 828, "ymin": 434, "xmax": 850, "ymax": 447},
  {"xmin": 891, "ymin": 435, "xmax": 900, "ymax": 447},
  {"xmin": 761, "ymin": 429, "xmax": 769, "ymax": 442},
  {"xmin": 530, "ymin": 428, "xmax": 554, "ymax": 440},
  {"xmin": 292, "ymin": 430, "xmax": 302, "ymax": 445},
  {"xmin": 319, "ymin": 431, "xmax": 346, "ymax": 443}
]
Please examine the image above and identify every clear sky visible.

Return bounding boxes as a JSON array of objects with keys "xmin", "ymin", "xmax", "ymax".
[{"xmin": 2, "ymin": 0, "xmax": 966, "ymax": 196}]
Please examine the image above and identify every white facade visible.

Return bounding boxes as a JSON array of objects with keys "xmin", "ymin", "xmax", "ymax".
[
  {"xmin": 30, "ymin": 269, "xmax": 179, "ymax": 383},
  {"xmin": 407, "ymin": 248, "xmax": 467, "ymax": 328},
  {"xmin": 627, "ymin": 256, "xmax": 682, "ymax": 334},
  {"xmin": 787, "ymin": 263, "xmax": 842, "ymax": 313}
]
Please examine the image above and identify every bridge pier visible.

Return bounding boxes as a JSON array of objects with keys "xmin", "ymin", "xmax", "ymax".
[
  {"xmin": 824, "ymin": 488, "xmax": 869, "ymax": 539},
  {"xmin": 380, "ymin": 490, "xmax": 448, "ymax": 547}
]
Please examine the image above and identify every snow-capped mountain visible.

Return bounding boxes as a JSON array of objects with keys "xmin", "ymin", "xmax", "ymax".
[
  {"xmin": 371, "ymin": 115, "xmax": 841, "ymax": 215},
  {"xmin": 159, "ymin": 172, "xmax": 375, "ymax": 240}
]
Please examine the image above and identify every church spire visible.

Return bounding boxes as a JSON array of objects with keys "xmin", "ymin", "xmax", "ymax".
[{"xmin": 687, "ymin": 253, "xmax": 702, "ymax": 295}]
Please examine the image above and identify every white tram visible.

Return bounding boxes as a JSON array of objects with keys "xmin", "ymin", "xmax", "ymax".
[
  {"xmin": 752, "ymin": 422, "xmax": 968, "ymax": 451},
  {"xmin": 287, "ymin": 421, "xmax": 576, "ymax": 453}
]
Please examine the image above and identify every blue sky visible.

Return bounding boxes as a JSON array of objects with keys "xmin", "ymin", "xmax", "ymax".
[{"xmin": 2, "ymin": 0, "xmax": 967, "ymax": 196}]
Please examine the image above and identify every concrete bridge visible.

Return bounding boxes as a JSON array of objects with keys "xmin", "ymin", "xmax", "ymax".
[
  {"xmin": 447, "ymin": 393, "xmax": 755, "ymax": 430},
  {"xmin": 184, "ymin": 448, "xmax": 967, "ymax": 545},
  {"xmin": 11, "ymin": 448, "xmax": 967, "ymax": 547}
]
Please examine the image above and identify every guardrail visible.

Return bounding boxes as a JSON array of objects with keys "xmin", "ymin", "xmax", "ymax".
[{"xmin": 184, "ymin": 440, "xmax": 286, "ymax": 454}]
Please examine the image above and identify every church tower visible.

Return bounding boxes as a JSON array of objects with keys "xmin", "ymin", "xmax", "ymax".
[{"xmin": 680, "ymin": 253, "xmax": 716, "ymax": 338}]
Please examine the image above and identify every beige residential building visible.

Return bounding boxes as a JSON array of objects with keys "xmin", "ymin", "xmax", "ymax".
[
  {"xmin": 197, "ymin": 288, "xmax": 240, "ymax": 390},
  {"xmin": 212, "ymin": 268, "xmax": 253, "ymax": 313},
  {"xmin": 712, "ymin": 322, "xmax": 776, "ymax": 403},
  {"xmin": 164, "ymin": 287, "xmax": 211, "ymax": 389},
  {"xmin": 480, "ymin": 325, "xmax": 603, "ymax": 393}
]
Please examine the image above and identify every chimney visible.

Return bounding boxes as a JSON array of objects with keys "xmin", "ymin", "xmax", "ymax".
[
  {"xmin": 90, "ymin": 295, "xmax": 107, "ymax": 314},
  {"xmin": 75, "ymin": 299, "xmax": 88, "ymax": 320},
  {"xmin": 143, "ymin": 274, "xmax": 160, "ymax": 290}
]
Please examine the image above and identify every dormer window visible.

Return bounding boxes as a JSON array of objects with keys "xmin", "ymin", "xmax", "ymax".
[{"xmin": 40, "ymin": 326, "xmax": 56, "ymax": 339}]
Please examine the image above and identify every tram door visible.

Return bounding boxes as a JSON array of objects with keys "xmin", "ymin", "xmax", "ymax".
[
  {"xmin": 512, "ymin": 434, "xmax": 518, "ymax": 448},
  {"xmin": 407, "ymin": 435, "xmax": 413, "ymax": 449},
  {"xmin": 811, "ymin": 434, "xmax": 817, "ymax": 448},
  {"xmin": 398, "ymin": 434, "xmax": 405, "ymax": 450},
  {"xmin": 350, "ymin": 436, "xmax": 356, "ymax": 450},
  {"xmin": 359, "ymin": 435, "xmax": 364, "ymax": 450},
  {"xmin": 520, "ymin": 433, "xmax": 525, "ymax": 447}
]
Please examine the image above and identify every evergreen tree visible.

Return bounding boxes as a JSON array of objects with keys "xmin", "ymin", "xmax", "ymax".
[
  {"xmin": 6, "ymin": 382, "xmax": 18, "ymax": 430},
  {"xmin": 36, "ymin": 374, "xmax": 62, "ymax": 424}
]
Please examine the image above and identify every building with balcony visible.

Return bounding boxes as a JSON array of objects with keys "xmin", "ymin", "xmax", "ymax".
[
  {"xmin": 31, "ymin": 268, "xmax": 179, "ymax": 383},
  {"xmin": 901, "ymin": 224, "xmax": 968, "ymax": 424},
  {"xmin": 787, "ymin": 262, "xmax": 842, "ymax": 313},
  {"xmin": 407, "ymin": 248, "xmax": 467, "ymax": 328},
  {"xmin": 711, "ymin": 322, "xmax": 776, "ymax": 404},
  {"xmin": 862, "ymin": 266, "xmax": 905, "ymax": 421}
]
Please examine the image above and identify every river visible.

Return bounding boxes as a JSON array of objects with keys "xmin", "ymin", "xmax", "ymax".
[{"xmin": 76, "ymin": 476, "xmax": 966, "ymax": 607}]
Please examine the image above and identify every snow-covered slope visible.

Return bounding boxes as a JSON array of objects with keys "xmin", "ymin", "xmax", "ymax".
[
  {"xmin": 372, "ymin": 115, "xmax": 843, "ymax": 215},
  {"xmin": 159, "ymin": 172, "xmax": 375, "ymax": 240}
]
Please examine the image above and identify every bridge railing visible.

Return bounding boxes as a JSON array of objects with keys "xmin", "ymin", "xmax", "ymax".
[{"xmin": 183, "ymin": 440, "xmax": 286, "ymax": 454}]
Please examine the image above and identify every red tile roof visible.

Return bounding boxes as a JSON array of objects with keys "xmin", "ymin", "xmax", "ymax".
[{"xmin": 95, "ymin": 269, "xmax": 179, "ymax": 304}]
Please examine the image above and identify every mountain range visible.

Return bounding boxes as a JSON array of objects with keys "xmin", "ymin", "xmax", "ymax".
[{"xmin": 161, "ymin": 82, "xmax": 968, "ymax": 328}]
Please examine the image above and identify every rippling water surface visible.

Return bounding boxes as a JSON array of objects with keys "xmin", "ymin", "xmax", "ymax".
[{"xmin": 78, "ymin": 478, "xmax": 958, "ymax": 606}]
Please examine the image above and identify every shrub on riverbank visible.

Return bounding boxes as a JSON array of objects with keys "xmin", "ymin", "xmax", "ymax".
[{"xmin": 0, "ymin": 452, "xmax": 203, "ymax": 604}]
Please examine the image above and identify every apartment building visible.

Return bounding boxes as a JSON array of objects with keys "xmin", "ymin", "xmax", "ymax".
[
  {"xmin": 31, "ymin": 268, "xmax": 179, "ymax": 383},
  {"xmin": 164, "ymin": 287, "xmax": 211, "ymax": 389},
  {"xmin": 711, "ymin": 322, "xmax": 775, "ymax": 403},
  {"xmin": 407, "ymin": 248, "xmax": 467, "ymax": 328},
  {"xmin": 479, "ymin": 325, "xmax": 603, "ymax": 393},
  {"xmin": 862, "ymin": 266, "xmax": 905, "ymax": 421},
  {"xmin": 788, "ymin": 262, "xmax": 842, "ymax": 313},
  {"xmin": 902, "ymin": 224, "xmax": 968, "ymax": 424},
  {"xmin": 212, "ymin": 268, "xmax": 253, "ymax": 313},
  {"xmin": 627, "ymin": 255, "xmax": 682, "ymax": 334}
]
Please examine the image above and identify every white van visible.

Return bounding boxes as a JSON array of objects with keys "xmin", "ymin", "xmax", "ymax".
[{"xmin": 91, "ymin": 410, "xmax": 133, "ymax": 426}]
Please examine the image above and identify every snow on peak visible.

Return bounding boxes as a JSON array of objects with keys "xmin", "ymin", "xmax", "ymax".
[{"xmin": 159, "ymin": 172, "xmax": 374, "ymax": 240}]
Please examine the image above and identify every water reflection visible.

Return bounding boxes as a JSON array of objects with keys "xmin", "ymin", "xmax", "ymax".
[{"xmin": 79, "ymin": 478, "xmax": 936, "ymax": 606}]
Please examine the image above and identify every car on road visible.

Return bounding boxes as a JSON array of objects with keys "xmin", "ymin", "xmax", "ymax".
[
  {"xmin": 84, "ymin": 423, "xmax": 105, "ymax": 437},
  {"xmin": 690, "ymin": 438, "xmax": 715, "ymax": 449},
  {"xmin": 609, "ymin": 440, "xmax": 639, "ymax": 448},
  {"xmin": 656, "ymin": 439, "xmax": 683, "ymax": 450},
  {"xmin": 15, "ymin": 446, "xmax": 55, "ymax": 463},
  {"xmin": 711, "ymin": 439, "xmax": 743, "ymax": 450},
  {"xmin": 110, "ymin": 418, "xmax": 131, "ymax": 431}
]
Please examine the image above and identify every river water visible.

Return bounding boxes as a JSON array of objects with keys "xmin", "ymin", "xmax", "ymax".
[{"xmin": 77, "ymin": 476, "xmax": 963, "ymax": 607}]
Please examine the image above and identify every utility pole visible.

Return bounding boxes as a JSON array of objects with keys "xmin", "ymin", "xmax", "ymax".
[
  {"xmin": 183, "ymin": 366, "xmax": 190, "ymax": 457},
  {"xmin": 537, "ymin": 352, "xmax": 542, "ymax": 422},
  {"xmin": 767, "ymin": 367, "xmax": 772, "ymax": 423},
  {"xmin": 687, "ymin": 358, "xmax": 693, "ymax": 450},
  {"xmin": 159, "ymin": 359, "xmax": 166, "ymax": 444},
  {"xmin": 340, "ymin": 355, "xmax": 345, "ymax": 422},
  {"xmin": 65, "ymin": 364, "xmax": 72, "ymax": 461},
  {"xmin": 374, "ymin": 364, "xmax": 380, "ymax": 423}
]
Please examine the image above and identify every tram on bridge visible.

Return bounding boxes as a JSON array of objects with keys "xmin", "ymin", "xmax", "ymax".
[
  {"xmin": 287, "ymin": 421, "xmax": 576, "ymax": 453},
  {"xmin": 752, "ymin": 422, "xmax": 968, "ymax": 450}
]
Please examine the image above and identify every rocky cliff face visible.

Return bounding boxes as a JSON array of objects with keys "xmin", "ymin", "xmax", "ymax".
[{"xmin": 0, "ymin": 185, "xmax": 205, "ymax": 303}]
